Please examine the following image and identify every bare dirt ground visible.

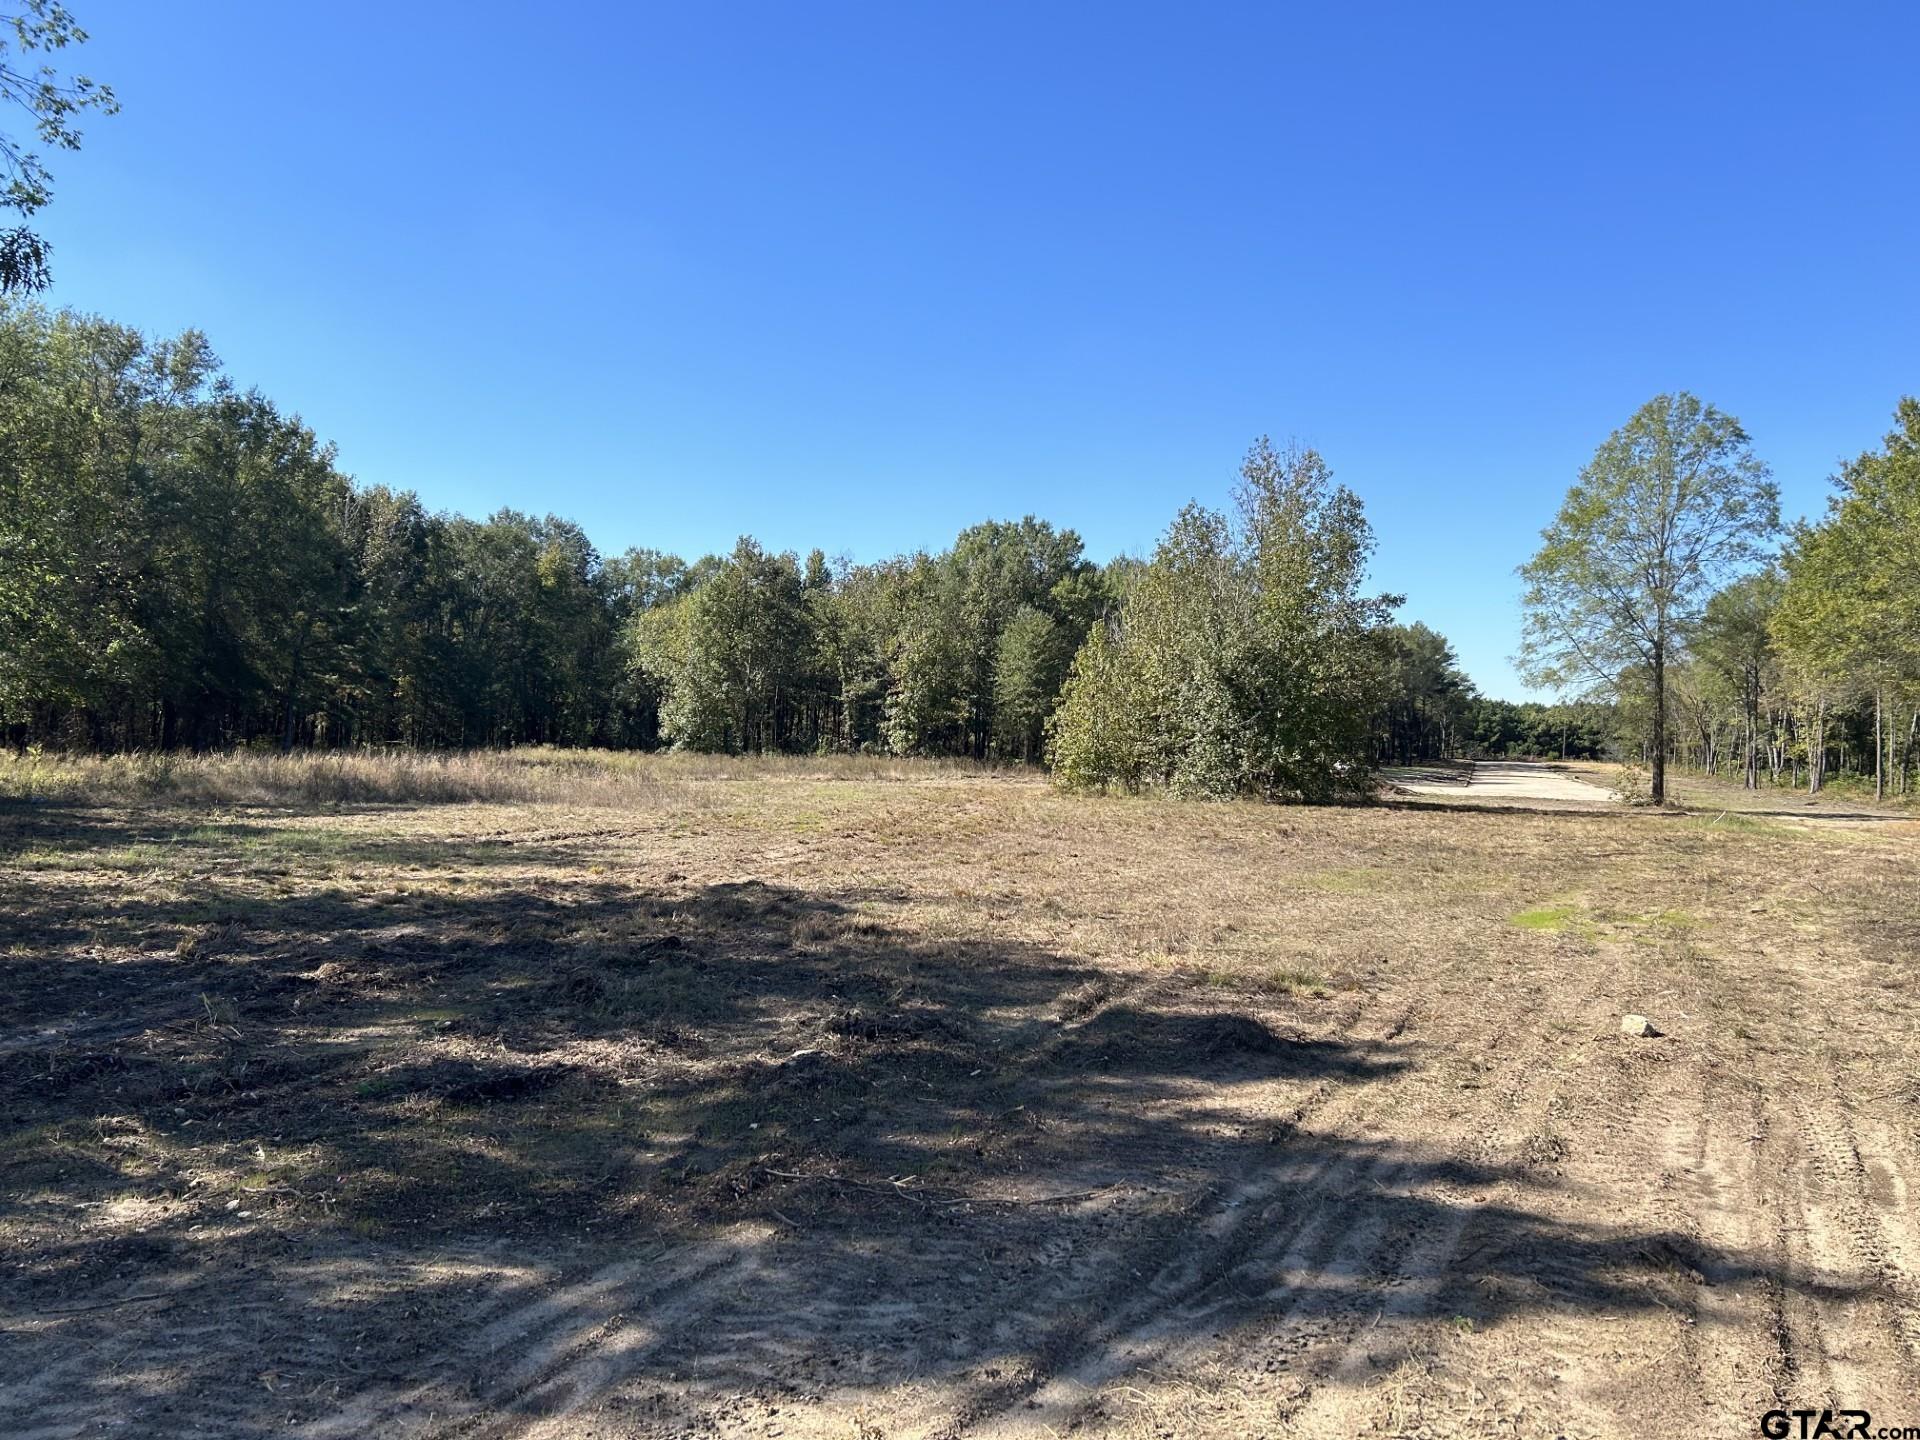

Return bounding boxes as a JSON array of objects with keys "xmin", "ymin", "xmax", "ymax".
[
  {"xmin": 1383, "ymin": 759, "xmax": 1619, "ymax": 806},
  {"xmin": 3, "ymin": 755, "xmax": 1918, "ymax": 1438}
]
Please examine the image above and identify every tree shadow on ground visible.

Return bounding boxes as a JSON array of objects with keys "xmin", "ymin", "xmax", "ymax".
[
  {"xmin": 0, "ymin": 804, "xmax": 1865, "ymax": 1436},
  {"xmin": 1375, "ymin": 797, "xmax": 1639, "ymax": 820},
  {"xmin": 1687, "ymin": 805, "xmax": 1913, "ymax": 822}
]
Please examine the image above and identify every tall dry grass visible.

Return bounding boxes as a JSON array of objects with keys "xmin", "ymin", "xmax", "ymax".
[{"xmin": 0, "ymin": 746, "xmax": 1023, "ymax": 808}]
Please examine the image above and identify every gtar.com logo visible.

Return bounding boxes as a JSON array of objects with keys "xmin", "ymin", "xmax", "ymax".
[{"xmin": 1759, "ymin": 1410, "xmax": 1875, "ymax": 1439}]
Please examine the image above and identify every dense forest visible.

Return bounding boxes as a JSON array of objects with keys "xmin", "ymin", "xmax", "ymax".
[{"xmin": 2, "ymin": 304, "xmax": 1913, "ymax": 798}]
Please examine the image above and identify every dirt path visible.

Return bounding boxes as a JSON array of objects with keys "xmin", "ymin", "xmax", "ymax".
[
  {"xmin": 1385, "ymin": 758, "xmax": 1619, "ymax": 806},
  {"xmin": 4, "ymin": 778, "xmax": 1916, "ymax": 1438}
]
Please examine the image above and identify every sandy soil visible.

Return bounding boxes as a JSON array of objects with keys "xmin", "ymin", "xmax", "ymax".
[
  {"xmin": 2, "ymin": 762, "xmax": 1917, "ymax": 1438},
  {"xmin": 1384, "ymin": 759, "xmax": 1620, "ymax": 806}
]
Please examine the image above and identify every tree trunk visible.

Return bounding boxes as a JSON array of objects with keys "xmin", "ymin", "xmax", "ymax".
[
  {"xmin": 282, "ymin": 621, "xmax": 310, "ymax": 754},
  {"xmin": 1875, "ymin": 686, "xmax": 1884, "ymax": 803},
  {"xmin": 1650, "ymin": 640, "xmax": 1667, "ymax": 804},
  {"xmin": 1810, "ymin": 699, "xmax": 1826, "ymax": 794},
  {"xmin": 1904, "ymin": 708, "xmax": 1917, "ymax": 796}
]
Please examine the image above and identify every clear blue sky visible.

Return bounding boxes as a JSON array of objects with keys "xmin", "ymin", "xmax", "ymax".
[{"xmin": 35, "ymin": 2, "xmax": 1920, "ymax": 698}]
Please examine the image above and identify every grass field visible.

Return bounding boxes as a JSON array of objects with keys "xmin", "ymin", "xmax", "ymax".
[{"xmin": 3, "ymin": 751, "xmax": 1917, "ymax": 1438}]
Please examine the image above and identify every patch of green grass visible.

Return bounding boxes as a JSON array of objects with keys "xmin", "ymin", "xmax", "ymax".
[
  {"xmin": 1513, "ymin": 903, "xmax": 1701, "ymax": 940},
  {"xmin": 10, "ymin": 841, "xmax": 175, "ymax": 872},
  {"xmin": 1189, "ymin": 963, "xmax": 1328, "ymax": 998}
]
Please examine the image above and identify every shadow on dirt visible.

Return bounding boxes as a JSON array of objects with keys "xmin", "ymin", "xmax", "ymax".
[{"xmin": 0, "ymin": 803, "xmax": 1863, "ymax": 1434}]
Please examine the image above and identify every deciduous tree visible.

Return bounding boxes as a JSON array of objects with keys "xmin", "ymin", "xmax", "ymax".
[{"xmin": 1519, "ymin": 393, "xmax": 1778, "ymax": 803}]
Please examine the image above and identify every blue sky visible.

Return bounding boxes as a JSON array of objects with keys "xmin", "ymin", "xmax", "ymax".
[{"xmin": 34, "ymin": 2, "xmax": 1920, "ymax": 697}]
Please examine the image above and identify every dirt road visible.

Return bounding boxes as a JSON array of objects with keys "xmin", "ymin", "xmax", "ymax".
[
  {"xmin": 1385, "ymin": 758, "xmax": 1619, "ymax": 805},
  {"xmin": 3, "ymin": 764, "xmax": 1916, "ymax": 1438}
]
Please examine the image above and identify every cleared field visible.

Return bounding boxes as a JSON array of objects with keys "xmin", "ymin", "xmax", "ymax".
[{"xmin": 2, "ymin": 752, "xmax": 1917, "ymax": 1438}]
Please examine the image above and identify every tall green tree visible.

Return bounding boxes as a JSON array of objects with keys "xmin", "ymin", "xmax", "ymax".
[
  {"xmin": 631, "ymin": 538, "xmax": 817, "ymax": 752},
  {"xmin": 1519, "ymin": 393, "xmax": 1778, "ymax": 803},
  {"xmin": 992, "ymin": 605, "xmax": 1068, "ymax": 761},
  {"xmin": 1050, "ymin": 439, "xmax": 1394, "ymax": 801},
  {"xmin": 1774, "ymin": 399, "xmax": 1920, "ymax": 798},
  {"xmin": 1377, "ymin": 622, "xmax": 1475, "ymax": 762}
]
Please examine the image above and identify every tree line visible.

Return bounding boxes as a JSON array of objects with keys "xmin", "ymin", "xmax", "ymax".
[
  {"xmin": 1666, "ymin": 402, "xmax": 1919, "ymax": 799},
  {"xmin": 0, "ymin": 304, "xmax": 1102, "ymax": 757},
  {"xmin": 12, "ymin": 306, "xmax": 1908, "ymax": 803},
  {"xmin": 1522, "ymin": 392, "xmax": 1918, "ymax": 802},
  {"xmin": 1, "ymin": 304, "xmax": 1473, "ymax": 796}
]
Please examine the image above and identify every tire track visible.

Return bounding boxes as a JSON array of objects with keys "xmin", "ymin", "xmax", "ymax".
[
  {"xmin": 912, "ymin": 999, "xmax": 1420, "ymax": 1439},
  {"xmin": 299, "ymin": 1240, "xmax": 757, "ymax": 1440},
  {"xmin": 1755, "ymin": 1090, "xmax": 1839, "ymax": 1411},
  {"xmin": 951, "ymin": 947, "xmax": 1590, "ymax": 1438},
  {"xmin": 1260, "ymin": 946, "xmax": 1617, "ymax": 1435},
  {"xmin": 1790, "ymin": 1076, "xmax": 1920, "ymax": 1408},
  {"xmin": 1681, "ymin": 1066, "xmax": 1779, "ymax": 1426}
]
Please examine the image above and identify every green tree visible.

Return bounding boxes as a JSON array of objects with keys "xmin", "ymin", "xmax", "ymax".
[
  {"xmin": 991, "ymin": 605, "xmax": 1068, "ymax": 761},
  {"xmin": 631, "ymin": 538, "xmax": 815, "ymax": 752},
  {"xmin": 0, "ymin": 3, "xmax": 116, "ymax": 292},
  {"xmin": 1377, "ymin": 622, "xmax": 1475, "ymax": 762},
  {"xmin": 879, "ymin": 551, "xmax": 970, "ymax": 755},
  {"xmin": 1519, "ymin": 393, "xmax": 1778, "ymax": 804},
  {"xmin": 1774, "ymin": 399, "xmax": 1920, "ymax": 798},
  {"xmin": 1692, "ymin": 569, "xmax": 1782, "ymax": 788},
  {"xmin": 1050, "ymin": 438, "xmax": 1394, "ymax": 801}
]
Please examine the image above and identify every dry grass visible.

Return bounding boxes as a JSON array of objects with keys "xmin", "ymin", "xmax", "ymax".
[
  {"xmin": 6, "ymin": 748, "xmax": 1911, "ymax": 1246},
  {"xmin": 3, "ymin": 749, "xmax": 1917, "ymax": 1435},
  {"xmin": 0, "ymin": 744, "xmax": 1011, "ymax": 807}
]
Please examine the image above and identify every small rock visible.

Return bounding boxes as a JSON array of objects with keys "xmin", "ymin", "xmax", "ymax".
[{"xmin": 1621, "ymin": 1014, "xmax": 1661, "ymax": 1038}]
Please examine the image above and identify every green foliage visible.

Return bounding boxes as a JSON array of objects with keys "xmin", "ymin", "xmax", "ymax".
[
  {"xmin": 1376, "ymin": 622, "xmax": 1476, "ymax": 762},
  {"xmin": 1771, "ymin": 399, "xmax": 1920, "ymax": 794},
  {"xmin": 632, "ymin": 538, "xmax": 823, "ymax": 753},
  {"xmin": 1046, "ymin": 622, "xmax": 1144, "ymax": 791},
  {"xmin": 620, "ymin": 516, "xmax": 1109, "ymax": 761},
  {"xmin": 38, "ymin": 291, "xmax": 1906, "ymax": 805},
  {"xmin": 1048, "ymin": 438, "xmax": 1395, "ymax": 801},
  {"xmin": 1520, "ymin": 392, "xmax": 1779, "ymax": 801},
  {"xmin": 0, "ymin": 3, "xmax": 117, "ymax": 292},
  {"xmin": 1776, "ymin": 400, "xmax": 1920, "ymax": 690},
  {"xmin": 1601, "ymin": 401, "xmax": 1918, "ymax": 798},
  {"xmin": 0, "ymin": 303, "xmax": 640, "ymax": 749},
  {"xmin": 1464, "ymin": 698, "xmax": 1611, "ymax": 760},
  {"xmin": 992, "ymin": 606, "xmax": 1068, "ymax": 761}
]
